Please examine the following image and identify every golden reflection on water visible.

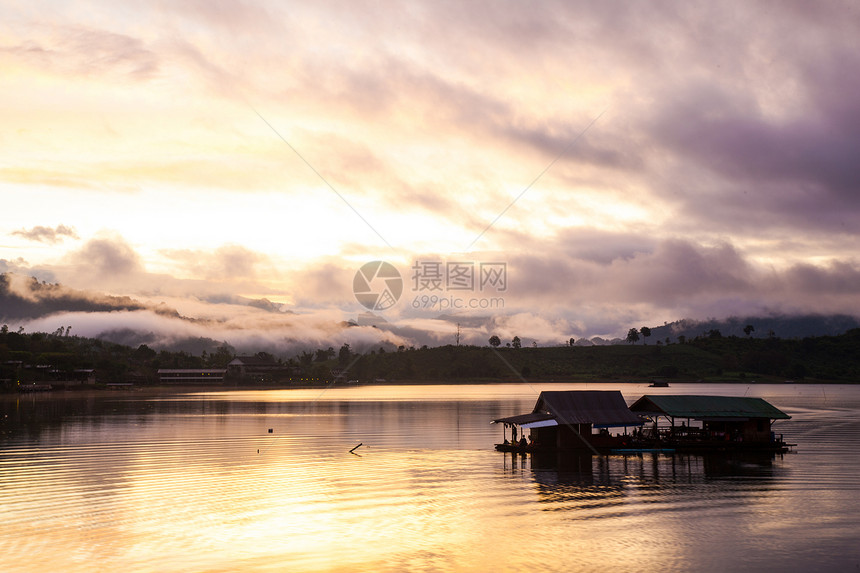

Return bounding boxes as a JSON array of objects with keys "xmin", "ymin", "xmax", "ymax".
[{"xmin": 2, "ymin": 384, "xmax": 860, "ymax": 572}]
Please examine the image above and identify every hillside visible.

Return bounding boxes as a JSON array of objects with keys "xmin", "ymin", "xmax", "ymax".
[
  {"xmin": 343, "ymin": 331, "xmax": 860, "ymax": 382},
  {"xmin": 4, "ymin": 325, "xmax": 860, "ymax": 389},
  {"xmin": 644, "ymin": 315, "xmax": 860, "ymax": 343}
]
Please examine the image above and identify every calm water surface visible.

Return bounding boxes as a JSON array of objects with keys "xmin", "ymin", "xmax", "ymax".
[{"xmin": 2, "ymin": 382, "xmax": 859, "ymax": 572}]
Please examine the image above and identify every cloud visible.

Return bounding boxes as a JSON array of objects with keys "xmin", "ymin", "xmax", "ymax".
[
  {"xmin": 0, "ymin": 258, "xmax": 58, "ymax": 285},
  {"xmin": 4, "ymin": 0, "xmax": 860, "ymax": 346},
  {"xmin": 0, "ymin": 271, "xmax": 153, "ymax": 321},
  {"xmin": 1, "ymin": 25, "xmax": 160, "ymax": 80},
  {"xmin": 0, "ymin": 257, "xmax": 33, "ymax": 275},
  {"xmin": 54, "ymin": 236, "xmax": 293, "ymax": 305},
  {"xmin": 66, "ymin": 234, "xmax": 143, "ymax": 278},
  {"xmin": 648, "ymin": 78, "xmax": 860, "ymax": 220},
  {"xmin": 554, "ymin": 228, "xmax": 657, "ymax": 265},
  {"xmin": 485, "ymin": 313, "xmax": 575, "ymax": 347},
  {"xmin": 2, "ymin": 263, "xmax": 411, "ymax": 355},
  {"xmin": 160, "ymin": 245, "xmax": 271, "ymax": 282},
  {"xmin": 20, "ymin": 306, "xmax": 410, "ymax": 357},
  {"xmin": 7, "ymin": 231, "xmax": 860, "ymax": 352},
  {"xmin": 502, "ymin": 235, "xmax": 860, "ymax": 333},
  {"xmin": 11, "ymin": 224, "xmax": 79, "ymax": 244}
]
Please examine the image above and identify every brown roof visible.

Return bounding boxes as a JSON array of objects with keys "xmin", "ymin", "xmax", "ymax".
[{"xmin": 494, "ymin": 390, "xmax": 643, "ymax": 428}]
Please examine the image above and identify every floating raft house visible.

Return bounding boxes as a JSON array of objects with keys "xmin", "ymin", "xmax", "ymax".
[
  {"xmin": 628, "ymin": 394, "xmax": 792, "ymax": 451},
  {"xmin": 493, "ymin": 390, "xmax": 644, "ymax": 453}
]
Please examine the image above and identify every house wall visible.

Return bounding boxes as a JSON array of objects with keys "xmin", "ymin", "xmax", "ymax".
[
  {"xmin": 742, "ymin": 419, "xmax": 773, "ymax": 442},
  {"xmin": 532, "ymin": 427, "xmax": 556, "ymax": 448},
  {"xmin": 704, "ymin": 420, "xmax": 772, "ymax": 443},
  {"xmin": 557, "ymin": 424, "xmax": 594, "ymax": 449}
]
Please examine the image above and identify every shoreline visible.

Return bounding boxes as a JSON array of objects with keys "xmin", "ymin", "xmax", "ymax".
[{"xmin": 3, "ymin": 376, "xmax": 855, "ymax": 400}]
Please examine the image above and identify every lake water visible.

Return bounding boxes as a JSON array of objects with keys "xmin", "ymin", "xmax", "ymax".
[{"xmin": 2, "ymin": 382, "xmax": 859, "ymax": 572}]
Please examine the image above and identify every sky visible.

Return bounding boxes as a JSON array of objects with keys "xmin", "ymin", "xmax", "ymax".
[{"xmin": 2, "ymin": 1, "xmax": 860, "ymax": 353}]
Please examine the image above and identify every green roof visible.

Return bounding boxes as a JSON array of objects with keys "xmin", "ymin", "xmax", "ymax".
[{"xmin": 629, "ymin": 395, "xmax": 790, "ymax": 420}]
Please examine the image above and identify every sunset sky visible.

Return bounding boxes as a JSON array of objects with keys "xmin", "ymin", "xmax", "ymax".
[{"xmin": 2, "ymin": 1, "xmax": 860, "ymax": 352}]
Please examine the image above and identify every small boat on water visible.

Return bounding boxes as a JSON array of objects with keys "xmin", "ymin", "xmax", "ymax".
[
  {"xmin": 648, "ymin": 380, "xmax": 669, "ymax": 387},
  {"xmin": 493, "ymin": 390, "xmax": 793, "ymax": 455}
]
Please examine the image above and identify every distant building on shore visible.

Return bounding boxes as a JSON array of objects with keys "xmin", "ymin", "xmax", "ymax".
[
  {"xmin": 227, "ymin": 355, "xmax": 284, "ymax": 380},
  {"xmin": 157, "ymin": 369, "xmax": 227, "ymax": 384}
]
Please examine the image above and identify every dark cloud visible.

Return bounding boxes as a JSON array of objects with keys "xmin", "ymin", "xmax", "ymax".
[
  {"xmin": 495, "ymin": 119, "xmax": 643, "ymax": 174},
  {"xmin": 621, "ymin": 4, "xmax": 860, "ymax": 239},
  {"xmin": 491, "ymin": 231, "xmax": 860, "ymax": 337},
  {"xmin": 0, "ymin": 272, "xmax": 151, "ymax": 321},
  {"xmin": 516, "ymin": 237, "xmax": 752, "ymax": 307},
  {"xmin": 782, "ymin": 260, "xmax": 860, "ymax": 296},
  {"xmin": 556, "ymin": 228, "xmax": 657, "ymax": 265},
  {"xmin": 652, "ymin": 81, "xmax": 860, "ymax": 198},
  {"xmin": 12, "ymin": 224, "xmax": 79, "ymax": 244},
  {"xmin": 622, "ymin": 240, "xmax": 755, "ymax": 304}
]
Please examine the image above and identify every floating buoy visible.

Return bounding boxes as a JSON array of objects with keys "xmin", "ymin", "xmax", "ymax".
[{"xmin": 268, "ymin": 428, "xmax": 273, "ymax": 433}]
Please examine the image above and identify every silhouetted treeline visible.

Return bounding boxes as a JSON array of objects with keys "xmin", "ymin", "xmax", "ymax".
[
  {"xmin": 3, "ymin": 325, "xmax": 860, "ymax": 390},
  {"xmin": 0, "ymin": 324, "xmax": 235, "ymax": 389},
  {"xmin": 341, "ymin": 330, "xmax": 860, "ymax": 382}
]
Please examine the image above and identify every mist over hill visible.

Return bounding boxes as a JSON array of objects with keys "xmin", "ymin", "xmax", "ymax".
[
  {"xmin": 645, "ymin": 315, "xmax": 860, "ymax": 343},
  {"xmin": 0, "ymin": 273, "xmax": 408, "ymax": 355},
  {"xmin": 3, "ymin": 272, "xmax": 860, "ymax": 357},
  {"xmin": 0, "ymin": 273, "xmax": 155, "ymax": 319}
]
